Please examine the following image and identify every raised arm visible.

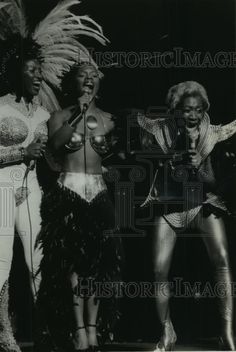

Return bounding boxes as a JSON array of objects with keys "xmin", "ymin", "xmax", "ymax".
[
  {"xmin": 217, "ymin": 120, "xmax": 236, "ymax": 143},
  {"xmin": 137, "ymin": 112, "xmax": 160, "ymax": 135},
  {"xmin": 137, "ymin": 112, "xmax": 176, "ymax": 152}
]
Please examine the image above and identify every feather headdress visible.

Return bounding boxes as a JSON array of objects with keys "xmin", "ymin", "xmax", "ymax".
[{"xmin": 0, "ymin": 0, "xmax": 108, "ymax": 111}]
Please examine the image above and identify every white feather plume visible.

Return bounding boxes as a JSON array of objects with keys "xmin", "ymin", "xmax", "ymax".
[
  {"xmin": 0, "ymin": 0, "xmax": 108, "ymax": 109},
  {"xmin": 38, "ymin": 80, "xmax": 61, "ymax": 113},
  {"xmin": 32, "ymin": 0, "xmax": 108, "ymax": 88}
]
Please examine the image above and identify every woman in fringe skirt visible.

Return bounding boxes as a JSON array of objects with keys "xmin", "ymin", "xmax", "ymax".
[{"xmin": 37, "ymin": 62, "xmax": 123, "ymax": 352}]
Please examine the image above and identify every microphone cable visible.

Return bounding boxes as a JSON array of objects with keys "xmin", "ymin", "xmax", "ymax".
[
  {"xmin": 83, "ymin": 103, "xmax": 88, "ymax": 198},
  {"xmin": 22, "ymin": 161, "xmax": 38, "ymax": 300}
]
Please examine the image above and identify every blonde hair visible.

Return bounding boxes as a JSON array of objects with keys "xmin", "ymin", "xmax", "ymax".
[{"xmin": 166, "ymin": 81, "xmax": 210, "ymax": 112}]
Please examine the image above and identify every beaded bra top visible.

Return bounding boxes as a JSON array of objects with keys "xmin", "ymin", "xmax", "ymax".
[{"xmin": 0, "ymin": 94, "xmax": 49, "ymax": 148}]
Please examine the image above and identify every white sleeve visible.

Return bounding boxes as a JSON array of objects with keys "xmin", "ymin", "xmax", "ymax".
[
  {"xmin": 215, "ymin": 120, "xmax": 236, "ymax": 143},
  {"xmin": 0, "ymin": 146, "xmax": 24, "ymax": 165}
]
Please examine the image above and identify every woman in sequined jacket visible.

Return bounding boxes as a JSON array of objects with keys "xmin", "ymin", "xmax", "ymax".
[
  {"xmin": 0, "ymin": 48, "xmax": 49, "ymax": 351},
  {"xmin": 138, "ymin": 81, "xmax": 236, "ymax": 351}
]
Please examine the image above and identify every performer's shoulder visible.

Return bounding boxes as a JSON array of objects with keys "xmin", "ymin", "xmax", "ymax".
[
  {"xmin": 36, "ymin": 104, "xmax": 51, "ymax": 121},
  {"xmin": 37, "ymin": 103, "xmax": 50, "ymax": 114},
  {"xmin": 209, "ymin": 123, "xmax": 221, "ymax": 131},
  {"xmin": 98, "ymin": 109, "xmax": 117, "ymax": 131},
  {"xmin": 98, "ymin": 109, "xmax": 118, "ymax": 124},
  {"xmin": 0, "ymin": 93, "xmax": 15, "ymax": 107},
  {"xmin": 100, "ymin": 110, "xmax": 115, "ymax": 121}
]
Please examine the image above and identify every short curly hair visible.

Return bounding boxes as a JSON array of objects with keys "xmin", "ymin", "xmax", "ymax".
[{"xmin": 166, "ymin": 81, "xmax": 210, "ymax": 112}]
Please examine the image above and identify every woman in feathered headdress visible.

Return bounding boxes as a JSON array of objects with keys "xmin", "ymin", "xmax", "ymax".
[
  {"xmin": 37, "ymin": 61, "xmax": 123, "ymax": 351},
  {"xmin": 0, "ymin": 1, "xmax": 108, "ymax": 351},
  {"xmin": 138, "ymin": 81, "xmax": 236, "ymax": 351}
]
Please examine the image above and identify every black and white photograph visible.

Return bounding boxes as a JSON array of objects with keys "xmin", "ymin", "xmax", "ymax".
[{"xmin": 0, "ymin": 0, "xmax": 235, "ymax": 351}]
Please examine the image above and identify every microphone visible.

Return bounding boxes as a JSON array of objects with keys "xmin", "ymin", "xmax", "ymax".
[
  {"xmin": 28, "ymin": 159, "xmax": 36, "ymax": 171},
  {"xmin": 26, "ymin": 138, "xmax": 42, "ymax": 171},
  {"xmin": 82, "ymin": 102, "xmax": 88, "ymax": 113},
  {"xmin": 66, "ymin": 92, "xmax": 91, "ymax": 127},
  {"xmin": 189, "ymin": 136, "xmax": 197, "ymax": 150},
  {"xmin": 81, "ymin": 91, "xmax": 91, "ymax": 112},
  {"xmin": 188, "ymin": 135, "xmax": 198, "ymax": 175}
]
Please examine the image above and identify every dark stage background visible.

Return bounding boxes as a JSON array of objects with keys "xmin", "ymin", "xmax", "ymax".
[{"xmin": 10, "ymin": 0, "xmax": 236, "ymax": 347}]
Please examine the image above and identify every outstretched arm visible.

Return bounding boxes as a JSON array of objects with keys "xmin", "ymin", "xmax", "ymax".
[
  {"xmin": 217, "ymin": 120, "xmax": 236, "ymax": 143},
  {"xmin": 137, "ymin": 112, "xmax": 160, "ymax": 135},
  {"xmin": 137, "ymin": 112, "xmax": 176, "ymax": 152}
]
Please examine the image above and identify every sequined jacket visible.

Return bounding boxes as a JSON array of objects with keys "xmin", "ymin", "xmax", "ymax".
[
  {"xmin": 138, "ymin": 112, "xmax": 236, "ymax": 227},
  {"xmin": 0, "ymin": 94, "xmax": 49, "ymax": 166}
]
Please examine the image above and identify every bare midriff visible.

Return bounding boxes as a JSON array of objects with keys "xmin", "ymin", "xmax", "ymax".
[{"xmin": 62, "ymin": 140, "xmax": 103, "ymax": 174}]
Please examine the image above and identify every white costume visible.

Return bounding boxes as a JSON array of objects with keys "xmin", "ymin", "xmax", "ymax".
[{"xmin": 0, "ymin": 94, "xmax": 49, "ymax": 298}]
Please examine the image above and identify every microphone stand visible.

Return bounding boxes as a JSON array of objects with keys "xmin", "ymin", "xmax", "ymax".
[{"xmin": 82, "ymin": 103, "xmax": 88, "ymax": 199}]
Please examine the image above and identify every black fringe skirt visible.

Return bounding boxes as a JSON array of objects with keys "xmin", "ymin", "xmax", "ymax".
[{"xmin": 36, "ymin": 182, "xmax": 123, "ymax": 349}]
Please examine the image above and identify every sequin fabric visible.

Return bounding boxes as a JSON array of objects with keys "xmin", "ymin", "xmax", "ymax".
[
  {"xmin": 0, "ymin": 94, "xmax": 49, "ymax": 165},
  {"xmin": 0, "ymin": 116, "xmax": 29, "ymax": 146},
  {"xmin": 138, "ymin": 113, "xmax": 236, "ymax": 228},
  {"xmin": 58, "ymin": 172, "xmax": 107, "ymax": 203}
]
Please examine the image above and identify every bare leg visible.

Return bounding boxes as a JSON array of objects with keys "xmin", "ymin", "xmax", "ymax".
[
  {"xmin": 199, "ymin": 214, "xmax": 235, "ymax": 350},
  {"xmin": 86, "ymin": 295, "xmax": 100, "ymax": 347},
  {"xmin": 71, "ymin": 273, "xmax": 89, "ymax": 350},
  {"xmin": 153, "ymin": 216, "xmax": 177, "ymax": 350}
]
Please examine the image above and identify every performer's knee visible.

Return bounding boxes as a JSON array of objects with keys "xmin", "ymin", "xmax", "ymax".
[
  {"xmin": 153, "ymin": 262, "xmax": 169, "ymax": 282},
  {"xmin": 212, "ymin": 248, "xmax": 229, "ymax": 270}
]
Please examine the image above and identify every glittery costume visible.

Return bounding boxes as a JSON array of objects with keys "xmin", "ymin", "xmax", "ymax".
[
  {"xmin": 0, "ymin": 94, "xmax": 49, "ymax": 351},
  {"xmin": 0, "ymin": 94, "xmax": 49, "ymax": 291},
  {"xmin": 138, "ymin": 112, "xmax": 236, "ymax": 228},
  {"xmin": 0, "ymin": 1, "xmax": 109, "ymax": 350},
  {"xmin": 0, "ymin": 281, "xmax": 21, "ymax": 352},
  {"xmin": 37, "ymin": 113, "xmax": 123, "ymax": 349}
]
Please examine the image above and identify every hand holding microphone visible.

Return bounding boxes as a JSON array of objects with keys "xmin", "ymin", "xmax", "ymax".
[
  {"xmin": 66, "ymin": 92, "xmax": 91, "ymax": 128},
  {"xmin": 187, "ymin": 136, "xmax": 201, "ymax": 168},
  {"xmin": 24, "ymin": 137, "xmax": 46, "ymax": 160},
  {"xmin": 23, "ymin": 137, "xmax": 46, "ymax": 170}
]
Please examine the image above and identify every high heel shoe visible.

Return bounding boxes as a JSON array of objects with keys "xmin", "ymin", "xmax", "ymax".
[
  {"xmin": 88, "ymin": 347, "xmax": 101, "ymax": 352},
  {"xmin": 218, "ymin": 332, "xmax": 236, "ymax": 351},
  {"xmin": 215, "ymin": 268, "xmax": 235, "ymax": 351},
  {"xmin": 71, "ymin": 326, "xmax": 89, "ymax": 352},
  {"xmin": 153, "ymin": 320, "xmax": 177, "ymax": 351},
  {"xmin": 86, "ymin": 324, "xmax": 101, "ymax": 352}
]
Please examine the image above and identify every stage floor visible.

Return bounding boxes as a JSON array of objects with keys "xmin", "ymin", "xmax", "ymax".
[{"xmin": 19, "ymin": 340, "xmax": 221, "ymax": 351}]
